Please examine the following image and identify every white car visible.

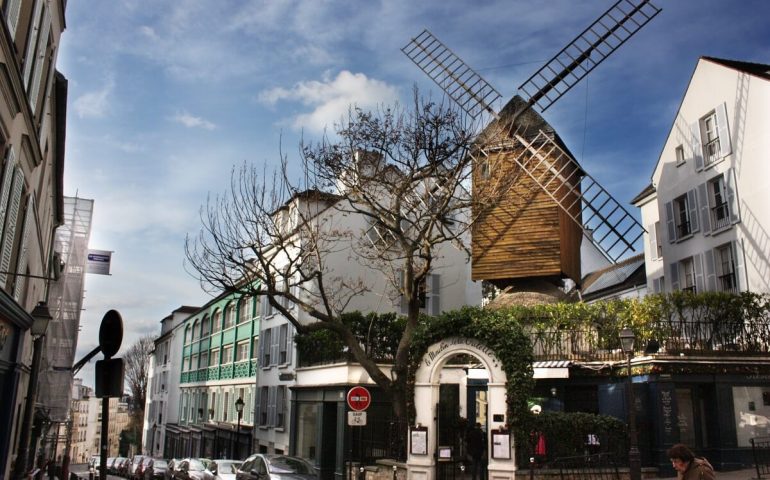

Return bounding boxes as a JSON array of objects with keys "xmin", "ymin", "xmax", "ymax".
[{"xmin": 213, "ymin": 460, "xmax": 242, "ymax": 480}]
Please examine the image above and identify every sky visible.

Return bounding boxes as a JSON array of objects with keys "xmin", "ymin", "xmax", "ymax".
[{"xmin": 56, "ymin": 0, "xmax": 770, "ymax": 388}]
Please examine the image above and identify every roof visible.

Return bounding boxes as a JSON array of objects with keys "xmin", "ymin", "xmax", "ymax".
[
  {"xmin": 630, "ymin": 183, "xmax": 656, "ymax": 205},
  {"xmin": 581, "ymin": 253, "xmax": 645, "ymax": 298},
  {"xmin": 702, "ymin": 56, "xmax": 770, "ymax": 81}
]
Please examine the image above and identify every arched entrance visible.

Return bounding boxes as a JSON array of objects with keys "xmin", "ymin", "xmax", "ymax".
[{"xmin": 407, "ymin": 337, "xmax": 516, "ymax": 480}]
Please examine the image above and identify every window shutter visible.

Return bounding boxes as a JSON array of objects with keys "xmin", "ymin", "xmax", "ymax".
[
  {"xmin": 0, "ymin": 166, "xmax": 24, "ymax": 288},
  {"xmin": 245, "ymin": 388, "xmax": 252, "ymax": 424},
  {"xmin": 13, "ymin": 196, "xmax": 32, "ymax": 300},
  {"xmin": 278, "ymin": 324, "xmax": 287, "ymax": 364},
  {"xmin": 397, "ymin": 269, "xmax": 408, "ymax": 314},
  {"xmin": 732, "ymin": 240, "xmax": 747, "ymax": 291},
  {"xmin": 257, "ymin": 329, "xmax": 266, "ymax": 367},
  {"xmin": 267, "ymin": 387, "xmax": 277, "ymax": 427},
  {"xmin": 29, "ymin": 6, "xmax": 51, "ymax": 112},
  {"xmin": 653, "ymin": 276, "xmax": 664, "ymax": 294},
  {"xmin": 665, "ymin": 202, "xmax": 676, "ymax": 243},
  {"xmin": 725, "ymin": 168, "xmax": 740, "ymax": 224},
  {"xmin": 254, "ymin": 387, "xmax": 262, "ymax": 425},
  {"xmin": 716, "ymin": 102, "xmax": 732, "ymax": 158},
  {"xmin": 669, "ymin": 262, "xmax": 680, "ymax": 291},
  {"xmin": 690, "ymin": 122, "xmax": 703, "ymax": 171},
  {"xmin": 686, "ymin": 189, "xmax": 699, "ymax": 233},
  {"xmin": 276, "ymin": 387, "xmax": 285, "ymax": 428},
  {"xmin": 704, "ymin": 249, "xmax": 716, "ymax": 292},
  {"xmin": 286, "ymin": 325, "xmax": 294, "ymax": 364},
  {"xmin": 0, "ymin": 148, "xmax": 16, "ymax": 245},
  {"xmin": 697, "ymin": 183, "xmax": 711, "ymax": 235},
  {"xmin": 5, "ymin": 0, "xmax": 22, "ymax": 38},
  {"xmin": 693, "ymin": 254, "xmax": 704, "ymax": 293},
  {"xmin": 22, "ymin": 0, "xmax": 44, "ymax": 88},
  {"xmin": 270, "ymin": 326, "xmax": 279, "ymax": 366},
  {"xmin": 647, "ymin": 224, "xmax": 657, "ymax": 260},
  {"xmin": 428, "ymin": 274, "xmax": 440, "ymax": 315}
]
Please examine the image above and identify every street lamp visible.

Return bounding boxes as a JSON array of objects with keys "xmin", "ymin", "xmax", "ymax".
[
  {"xmin": 234, "ymin": 397, "xmax": 244, "ymax": 460},
  {"xmin": 619, "ymin": 327, "xmax": 641, "ymax": 480},
  {"xmin": 12, "ymin": 302, "xmax": 53, "ymax": 480}
]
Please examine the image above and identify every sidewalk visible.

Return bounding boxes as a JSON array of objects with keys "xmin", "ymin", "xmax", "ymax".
[{"xmin": 659, "ymin": 467, "xmax": 759, "ymax": 479}]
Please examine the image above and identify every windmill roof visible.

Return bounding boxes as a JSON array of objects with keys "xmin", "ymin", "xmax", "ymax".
[
  {"xmin": 630, "ymin": 183, "xmax": 656, "ymax": 205},
  {"xmin": 581, "ymin": 253, "xmax": 645, "ymax": 299},
  {"xmin": 702, "ymin": 56, "xmax": 770, "ymax": 81}
]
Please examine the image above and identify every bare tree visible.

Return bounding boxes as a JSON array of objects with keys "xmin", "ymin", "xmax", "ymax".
[
  {"xmin": 123, "ymin": 335, "xmax": 155, "ymax": 410},
  {"xmin": 185, "ymin": 92, "xmax": 506, "ymax": 421}
]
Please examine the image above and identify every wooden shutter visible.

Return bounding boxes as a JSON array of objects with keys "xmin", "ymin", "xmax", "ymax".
[
  {"xmin": 669, "ymin": 262, "xmax": 680, "ymax": 291},
  {"xmin": 704, "ymin": 249, "xmax": 716, "ymax": 292},
  {"xmin": 267, "ymin": 386, "xmax": 277, "ymax": 427},
  {"xmin": 690, "ymin": 122, "xmax": 703, "ymax": 171},
  {"xmin": 278, "ymin": 324, "xmax": 288, "ymax": 364},
  {"xmin": 647, "ymin": 224, "xmax": 657, "ymax": 260},
  {"xmin": 13, "ymin": 195, "xmax": 32, "ymax": 300},
  {"xmin": 22, "ymin": 0, "xmax": 44, "ymax": 88},
  {"xmin": 286, "ymin": 325, "xmax": 293, "ymax": 364},
  {"xmin": 0, "ymin": 148, "xmax": 16, "ymax": 245},
  {"xmin": 733, "ymin": 240, "xmax": 747, "ymax": 291},
  {"xmin": 270, "ymin": 326, "xmax": 279, "ymax": 366},
  {"xmin": 29, "ymin": 5, "xmax": 51, "ymax": 112},
  {"xmin": 693, "ymin": 254, "xmax": 704, "ymax": 293},
  {"xmin": 697, "ymin": 183, "xmax": 711, "ymax": 235},
  {"xmin": 686, "ymin": 189, "xmax": 699, "ymax": 233},
  {"xmin": 276, "ymin": 387, "xmax": 285, "ymax": 428},
  {"xmin": 258, "ymin": 328, "xmax": 266, "ymax": 368},
  {"xmin": 716, "ymin": 102, "xmax": 732, "ymax": 158},
  {"xmin": 725, "ymin": 168, "xmax": 740, "ymax": 224},
  {"xmin": 254, "ymin": 387, "xmax": 262, "ymax": 425},
  {"xmin": 0, "ymin": 166, "xmax": 24, "ymax": 288},
  {"xmin": 665, "ymin": 202, "xmax": 676, "ymax": 243},
  {"xmin": 5, "ymin": 0, "xmax": 22, "ymax": 38},
  {"xmin": 428, "ymin": 274, "xmax": 440, "ymax": 315}
]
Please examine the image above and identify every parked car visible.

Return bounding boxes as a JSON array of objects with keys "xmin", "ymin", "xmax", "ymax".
[
  {"xmin": 236, "ymin": 455, "xmax": 317, "ymax": 480},
  {"xmin": 88, "ymin": 456, "xmax": 101, "ymax": 479},
  {"xmin": 165, "ymin": 459, "xmax": 179, "ymax": 480},
  {"xmin": 106, "ymin": 458, "xmax": 116, "ymax": 474},
  {"xmin": 131, "ymin": 455, "xmax": 150, "ymax": 480},
  {"xmin": 146, "ymin": 459, "xmax": 168, "ymax": 480},
  {"xmin": 212, "ymin": 460, "xmax": 242, "ymax": 480},
  {"xmin": 175, "ymin": 458, "xmax": 218, "ymax": 480},
  {"xmin": 118, "ymin": 457, "xmax": 132, "ymax": 477},
  {"xmin": 140, "ymin": 457, "xmax": 155, "ymax": 479}
]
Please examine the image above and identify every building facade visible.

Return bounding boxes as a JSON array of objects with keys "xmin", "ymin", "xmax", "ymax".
[{"xmin": 0, "ymin": 1, "xmax": 68, "ymax": 478}]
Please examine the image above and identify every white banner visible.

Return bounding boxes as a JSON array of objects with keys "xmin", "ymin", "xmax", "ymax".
[{"xmin": 86, "ymin": 249, "xmax": 112, "ymax": 275}]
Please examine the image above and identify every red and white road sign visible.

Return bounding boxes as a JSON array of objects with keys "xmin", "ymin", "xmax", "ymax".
[{"xmin": 347, "ymin": 386, "xmax": 372, "ymax": 411}]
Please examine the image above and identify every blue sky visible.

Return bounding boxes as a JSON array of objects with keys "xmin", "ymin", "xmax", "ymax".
[{"xmin": 57, "ymin": 0, "xmax": 770, "ymax": 387}]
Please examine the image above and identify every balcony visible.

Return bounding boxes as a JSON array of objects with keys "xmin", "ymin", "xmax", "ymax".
[
  {"xmin": 718, "ymin": 272, "xmax": 738, "ymax": 293},
  {"xmin": 711, "ymin": 202, "xmax": 730, "ymax": 230},
  {"xmin": 704, "ymin": 137, "xmax": 721, "ymax": 167}
]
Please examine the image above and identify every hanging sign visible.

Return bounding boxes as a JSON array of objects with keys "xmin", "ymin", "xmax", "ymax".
[{"xmin": 87, "ymin": 249, "xmax": 113, "ymax": 275}]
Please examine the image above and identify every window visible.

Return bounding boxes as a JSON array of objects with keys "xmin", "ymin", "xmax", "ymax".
[
  {"xmin": 278, "ymin": 324, "xmax": 293, "ymax": 364},
  {"xmin": 200, "ymin": 352, "xmax": 208, "ymax": 369},
  {"xmin": 697, "ymin": 169, "xmax": 739, "ymax": 235},
  {"xmin": 666, "ymin": 190, "xmax": 698, "ymax": 242},
  {"xmin": 695, "ymin": 103, "xmax": 731, "ymax": 170},
  {"xmin": 674, "ymin": 195, "xmax": 691, "ymax": 238},
  {"xmin": 398, "ymin": 271, "xmax": 440, "ymax": 315},
  {"xmin": 211, "ymin": 310, "xmax": 221, "ymax": 333},
  {"xmin": 190, "ymin": 354, "xmax": 199, "ymax": 371},
  {"xmin": 681, "ymin": 257, "xmax": 696, "ymax": 293},
  {"xmin": 479, "ymin": 157, "xmax": 490, "ymax": 180},
  {"xmin": 251, "ymin": 337, "xmax": 258, "ymax": 359},
  {"xmin": 224, "ymin": 304, "xmax": 235, "ymax": 329},
  {"xmin": 647, "ymin": 221, "xmax": 662, "ymax": 261},
  {"xmin": 709, "ymin": 176, "xmax": 729, "ymax": 230},
  {"xmin": 652, "ymin": 276, "xmax": 664, "ymax": 294},
  {"xmin": 239, "ymin": 296, "xmax": 252, "ymax": 324},
  {"xmin": 715, "ymin": 244, "xmax": 737, "ymax": 293},
  {"xmin": 236, "ymin": 341, "xmax": 249, "ymax": 362},
  {"xmin": 209, "ymin": 349, "xmax": 219, "ymax": 367},
  {"xmin": 275, "ymin": 386, "xmax": 286, "ymax": 428},
  {"xmin": 223, "ymin": 391, "xmax": 229, "ymax": 422},
  {"xmin": 675, "ymin": 145, "xmax": 685, "ymax": 166},
  {"xmin": 201, "ymin": 315, "xmax": 210, "ymax": 338},
  {"xmin": 191, "ymin": 320, "xmax": 199, "ymax": 342},
  {"xmin": 258, "ymin": 386, "xmax": 269, "ymax": 426},
  {"xmin": 223, "ymin": 345, "xmax": 234, "ymax": 364},
  {"xmin": 261, "ymin": 328, "xmax": 272, "ymax": 367}
]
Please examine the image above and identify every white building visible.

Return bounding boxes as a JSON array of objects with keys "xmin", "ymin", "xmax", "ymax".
[
  {"xmin": 142, "ymin": 306, "xmax": 198, "ymax": 457},
  {"xmin": 633, "ymin": 57, "xmax": 770, "ymax": 294}
]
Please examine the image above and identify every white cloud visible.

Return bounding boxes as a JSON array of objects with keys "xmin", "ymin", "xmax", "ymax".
[
  {"xmin": 172, "ymin": 112, "xmax": 217, "ymax": 130},
  {"xmin": 259, "ymin": 70, "xmax": 400, "ymax": 134},
  {"xmin": 73, "ymin": 78, "xmax": 114, "ymax": 118}
]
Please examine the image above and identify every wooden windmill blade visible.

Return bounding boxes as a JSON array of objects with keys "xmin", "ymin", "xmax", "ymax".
[
  {"xmin": 401, "ymin": 29, "xmax": 502, "ymax": 121},
  {"xmin": 518, "ymin": 0, "xmax": 661, "ymax": 113}
]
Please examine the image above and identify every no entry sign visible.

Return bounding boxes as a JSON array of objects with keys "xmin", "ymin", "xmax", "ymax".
[{"xmin": 347, "ymin": 386, "xmax": 372, "ymax": 411}]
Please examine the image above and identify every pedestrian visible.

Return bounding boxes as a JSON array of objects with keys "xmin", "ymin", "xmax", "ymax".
[
  {"xmin": 667, "ymin": 443, "xmax": 715, "ymax": 480},
  {"xmin": 467, "ymin": 422, "xmax": 487, "ymax": 480}
]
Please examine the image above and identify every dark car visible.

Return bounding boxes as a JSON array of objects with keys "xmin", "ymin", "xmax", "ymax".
[
  {"xmin": 118, "ymin": 458, "xmax": 132, "ymax": 477},
  {"xmin": 236, "ymin": 455, "xmax": 317, "ymax": 480},
  {"xmin": 175, "ymin": 458, "xmax": 218, "ymax": 480},
  {"xmin": 146, "ymin": 459, "xmax": 168, "ymax": 480},
  {"xmin": 165, "ymin": 459, "xmax": 179, "ymax": 480}
]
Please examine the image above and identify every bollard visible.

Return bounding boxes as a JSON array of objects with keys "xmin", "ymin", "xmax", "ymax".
[
  {"xmin": 392, "ymin": 465, "xmax": 398, "ymax": 480},
  {"xmin": 359, "ymin": 466, "xmax": 365, "ymax": 480}
]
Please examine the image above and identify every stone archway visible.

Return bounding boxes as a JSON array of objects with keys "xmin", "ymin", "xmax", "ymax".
[{"xmin": 407, "ymin": 337, "xmax": 516, "ymax": 480}]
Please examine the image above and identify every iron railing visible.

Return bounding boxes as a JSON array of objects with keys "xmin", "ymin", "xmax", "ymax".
[
  {"xmin": 704, "ymin": 137, "xmax": 721, "ymax": 167},
  {"xmin": 751, "ymin": 436, "xmax": 770, "ymax": 479},
  {"xmin": 711, "ymin": 202, "xmax": 730, "ymax": 230}
]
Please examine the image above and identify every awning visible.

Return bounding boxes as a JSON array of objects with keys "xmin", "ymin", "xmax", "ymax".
[{"xmin": 533, "ymin": 360, "xmax": 572, "ymax": 379}]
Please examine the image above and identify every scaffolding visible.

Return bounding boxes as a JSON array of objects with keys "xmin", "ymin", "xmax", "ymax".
[{"xmin": 39, "ymin": 196, "xmax": 94, "ymax": 422}]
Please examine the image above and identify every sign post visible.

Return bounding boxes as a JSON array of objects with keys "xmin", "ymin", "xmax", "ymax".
[{"xmin": 346, "ymin": 386, "xmax": 371, "ymax": 480}]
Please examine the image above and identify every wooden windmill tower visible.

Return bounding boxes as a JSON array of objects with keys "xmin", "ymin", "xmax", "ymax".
[{"xmin": 402, "ymin": 0, "xmax": 660, "ymax": 292}]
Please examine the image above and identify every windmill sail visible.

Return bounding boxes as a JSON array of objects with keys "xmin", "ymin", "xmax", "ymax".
[
  {"xmin": 402, "ymin": 0, "xmax": 660, "ymax": 264},
  {"xmin": 518, "ymin": 0, "xmax": 661, "ymax": 112}
]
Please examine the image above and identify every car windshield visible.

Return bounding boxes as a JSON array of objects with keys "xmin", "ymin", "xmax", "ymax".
[
  {"xmin": 154, "ymin": 461, "xmax": 168, "ymax": 469},
  {"xmin": 134, "ymin": 457, "xmax": 146, "ymax": 465},
  {"xmin": 215, "ymin": 461, "xmax": 241, "ymax": 474},
  {"xmin": 188, "ymin": 460, "xmax": 206, "ymax": 471},
  {"xmin": 266, "ymin": 457, "xmax": 314, "ymax": 475}
]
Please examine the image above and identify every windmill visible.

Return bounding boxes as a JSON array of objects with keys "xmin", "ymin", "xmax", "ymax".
[{"xmin": 402, "ymin": 0, "xmax": 660, "ymax": 290}]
